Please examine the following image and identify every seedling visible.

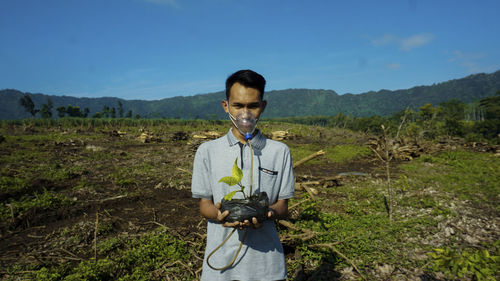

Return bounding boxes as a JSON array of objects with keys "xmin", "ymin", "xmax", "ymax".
[{"xmin": 219, "ymin": 157, "xmax": 247, "ymax": 201}]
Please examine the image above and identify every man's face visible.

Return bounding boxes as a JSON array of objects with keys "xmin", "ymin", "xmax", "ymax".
[{"xmin": 223, "ymin": 82, "xmax": 266, "ymax": 120}]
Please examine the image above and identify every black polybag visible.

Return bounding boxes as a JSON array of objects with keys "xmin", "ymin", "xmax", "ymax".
[{"xmin": 220, "ymin": 192, "xmax": 269, "ymax": 222}]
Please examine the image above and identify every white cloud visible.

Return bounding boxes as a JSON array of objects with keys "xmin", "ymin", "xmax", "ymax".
[
  {"xmin": 370, "ymin": 34, "xmax": 396, "ymax": 47},
  {"xmin": 387, "ymin": 63, "xmax": 401, "ymax": 69},
  {"xmin": 399, "ymin": 33, "xmax": 434, "ymax": 51},
  {"xmin": 143, "ymin": 0, "xmax": 179, "ymax": 8},
  {"xmin": 446, "ymin": 50, "xmax": 492, "ymax": 73},
  {"xmin": 370, "ymin": 33, "xmax": 434, "ymax": 51}
]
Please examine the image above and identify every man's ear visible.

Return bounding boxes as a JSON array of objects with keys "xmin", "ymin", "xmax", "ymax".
[
  {"xmin": 260, "ymin": 100, "xmax": 267, "ymax": 113},
  {"xmin": 221, "ymin": 100, "xmax": 229, "ymax": 113}
]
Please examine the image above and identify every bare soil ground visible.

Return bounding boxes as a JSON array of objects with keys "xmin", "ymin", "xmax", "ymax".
[
  {"xmin": 0, "ymin": 127, "xmax": 376, "ymax": 273},
  {"xmin": 0, "ymin": 126, "xmax": 498, "ymax": 280}
]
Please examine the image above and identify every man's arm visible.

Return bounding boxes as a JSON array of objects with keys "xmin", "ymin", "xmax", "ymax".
[
  {"xmin": 268, "ymin": 199, "xmax": 289, "ymax": 220},
  {"xmin": 246, "ymin": 199, "xmax": 289, "ymax": 228}
]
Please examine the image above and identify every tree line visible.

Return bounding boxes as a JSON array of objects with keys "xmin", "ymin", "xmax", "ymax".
[
  {"xmin": 18, "ymin": 91, "xmax": 500, "ymax": 143},
  {"xmin": 269, "ymin": 91, "xmax": 500, "ymax": 144},
  {"xmin": 18, "ymin": 95, "xmax": 140, "ymax": 119}
]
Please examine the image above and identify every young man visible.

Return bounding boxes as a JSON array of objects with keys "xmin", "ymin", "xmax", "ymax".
[{"xmin": 191, "ymin": 69, "xmax": 295, "ymax": 280}]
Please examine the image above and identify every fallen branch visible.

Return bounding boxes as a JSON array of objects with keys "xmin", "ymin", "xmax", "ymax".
[
  {"xmin": 308, "ymin": 243, "xmax": 365, "ymax": 280},
  {"xmin": 289, "ymin": 198, "xmax": 310, "ymax": 210},
  {"xmin": 295, "ymin": 181, "xmax": 321, "ymax": 191},
  {"xmin": 293, "ymin": 150, "xmax": 325, "ymax": 168},
  {"xmin": 176, "ymin": 167, "xmax": 193, "ymax": 175},
  {"xmin": 100, "ymin": 195, "xmax": 128, "ymax": 203},
  {"xmin": 278, "ymin": 220, "xmax": 318, "ymax": 241},
  {"xmin": 26, "ymin": 234, "xmax": 44, "ymax": 239},
  {"xmin": 93, "ymin": 212, "xmax": 98, "ymax": 260},
  {"xmin": 303, "ymin": 186, "xmax": 317, "ymax": 200},
  {"xmin": 7, "ymin": 203, "xmax": 14, "ymax": 222},
  {"xmin": 145, "ymin": 221, "xmax": 172, "ymax": 231},
  {"xmin": 59, "ymin": 248, "xmax": 82, "ymax": 260}
]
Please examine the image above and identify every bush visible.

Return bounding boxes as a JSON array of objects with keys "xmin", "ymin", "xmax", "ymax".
[{"xmin": 429, "ymin": 244, "xmax": 500, "ymax": 281}]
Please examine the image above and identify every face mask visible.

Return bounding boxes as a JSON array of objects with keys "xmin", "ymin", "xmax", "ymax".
[{"xmin": 227, "ymin": 102, "xmax": 259, "ymax": 141}]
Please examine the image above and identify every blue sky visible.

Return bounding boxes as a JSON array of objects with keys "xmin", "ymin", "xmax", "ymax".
[{"xmin": 1, "ymin": 0, "xmax": 499, "ymax": 100}]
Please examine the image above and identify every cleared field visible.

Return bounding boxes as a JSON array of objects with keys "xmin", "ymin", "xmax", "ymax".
[{"xmin": 0, "ymin": 120, "xmax": 499, "ymax": 280}]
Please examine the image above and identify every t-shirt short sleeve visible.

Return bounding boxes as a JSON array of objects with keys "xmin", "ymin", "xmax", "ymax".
[
  {"xmin": 278, "ymin": 145, "xmax": 295, "ymax": 200},
  {"xmin": 191, "ymin": 144, "xmax": 213, "ymax": 199}
]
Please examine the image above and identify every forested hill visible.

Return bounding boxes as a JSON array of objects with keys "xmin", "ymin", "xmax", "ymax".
[{"xmin": 1, "ymin": 70, "xmax": 499, "ymax": 120}]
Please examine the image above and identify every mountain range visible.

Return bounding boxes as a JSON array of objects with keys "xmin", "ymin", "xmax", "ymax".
[{"xmin": 1, "ymin": 70, "xmax": 499, "ymax": 120}]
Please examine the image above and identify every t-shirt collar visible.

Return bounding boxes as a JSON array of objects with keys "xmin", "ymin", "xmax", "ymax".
[{"xmin": 226, "ymin": 128, "xmax": 265, "ymax": 150}]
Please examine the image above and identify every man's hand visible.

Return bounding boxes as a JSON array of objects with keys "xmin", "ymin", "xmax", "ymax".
[
  {"xmin": 215, "ymin": 202, "xmax": 241, "ymax": 228},
  {"xmin": 241, "ymin": 209, "xmax": 276, "ymax": 229},
  {"xmin": 199, "ymin": 198, "xmax": 288, "ymax": 229}
]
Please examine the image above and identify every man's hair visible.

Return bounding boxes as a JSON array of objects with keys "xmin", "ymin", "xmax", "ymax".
[{"xmin": 225, "ymin": 69, "xmax": 266, "ymax": 101}]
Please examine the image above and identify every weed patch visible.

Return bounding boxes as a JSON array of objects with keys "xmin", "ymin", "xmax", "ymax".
[
  {"xmin": 26, "ymin": 231, "xmax": 192, "ymax": 281},
  {"xmin": 326, "ymin": 144, "xmax": 372, "ymax": 163},
  {"xmin": 1, "ymin": 189, "xmax": 74, "ymax": 222},
  {"xmin": 401, "ymin": 150, "xmax": 500, "ymax": 208}
]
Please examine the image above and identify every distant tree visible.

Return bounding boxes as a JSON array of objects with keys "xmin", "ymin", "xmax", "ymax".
[
  {"xmin": 418, "ymin": 103, "xmax": 438, "ymax": 121},
  {"xmin": 438, "ymin": 99, "xmax": 466, "ymax": 120},
  {"xmin": 438, "ymin": 99, "xmax": 466, "ymax": 137},
  {"xmin": 83, "ymin": 108, "xmax": 90, "ymax": 118},
  {"xmin": 126, "ymin": 110, "xmax": 132, "ymax": 118},
  {"xmin": 474, "ymin": 91, "xmax": 500, "ymax": 141},
  {"xmin": 479, "ymin": 91, "xmax": 500, "ymax": 120},
  {"xmin": 110, "ymin": 107, "xmax": 116, "ymax": 118},
  {"xmin": 416, "ymin": 103, "xmax": 441, "ymax": 139},
  {"xmin": 39, "ymin": 98, "xmax": 53, "ymax": 119},
  {"xmin": 135, "ymin": 114, "xmax": 140, "ymax": 119},
  {"xmin": 66, "ymin": 105, "xmax": 83, "ymax": 117},
  {"xmin": 464, "ymin": 102, "xmax": 484, "ymax": 121},
  {"xmin": 443, "ymin": 118, "xmax": 465, "ymax": 137},
  {"xmin": 102, "ymin": 105, "xmax": 110, "ymax": 118},
  {"xmin": 92, "ymin": 112, "xmax": 103, "ymax": 118},
  {"xmin": 56, "ymin": 106, "xmax": 66, "ymax": 118},
  {"xmin": 19, "ymin": 94, "xmax": 39, "ymax": 117},
  {"xmin": 118, "ymin": 101, "xmax": 124, "ymax": 118}
]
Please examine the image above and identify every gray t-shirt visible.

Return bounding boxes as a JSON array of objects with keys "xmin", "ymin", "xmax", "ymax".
[{"xmin": 192, "ymin": 129, "xmax": 295, "ymax": 281}]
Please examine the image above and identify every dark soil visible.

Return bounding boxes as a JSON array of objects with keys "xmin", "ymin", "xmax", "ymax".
[{"xmin": 1, "ymin": 127, "xmax": 497, "ymax": 280}]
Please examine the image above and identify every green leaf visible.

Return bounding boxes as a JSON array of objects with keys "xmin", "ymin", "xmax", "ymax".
[
  {"xmin": 482, "ymin": 249, "xmax": 490, "ymax": 259},
  {"xmin": 219, "ymin": 176, "xmax": 239, "ymax": 186},
  {"xmin": 232, "ymin": 158, "xmax": 243, "ymax": 183},
  {"xmin": 218, "ymin": 158, "xmax": 243, "ymax": 186},
  {"xmin": 224, "ymin": 190, "xmax": 239, "ymax": 201}
]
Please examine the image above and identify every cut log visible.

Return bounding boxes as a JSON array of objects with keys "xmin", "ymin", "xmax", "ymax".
[{"xmin": 293, "ymin": 150, "xmax": 325, "ymax": 168}]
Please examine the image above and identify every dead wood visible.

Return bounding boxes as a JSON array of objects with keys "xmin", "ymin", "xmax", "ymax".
[
  {"xmin": 289, "ymin": 198, "xmax": 310, "ymax": 210},
  {"xmin": 279, "ymin": 218, "xmax": 365, "ymax": 278},
  {"xmin": 93, "ymin": 212, "xmax": 98, "ymax": 260},
  {"xmin": 278, "ymin": 220, "xmax": 319, "ymax": 242},
  {"xmin": 176, "ymin": 167, "xmax": 193, "ymax": 175},
  {"xmin": 303, "ymin": 186, "xmax": 317, "ymax": 200},
  {"xmin": 308, "ymin": 243, "xmax": 365, "ymax": 280},
  {"xmin": 271, "ymin": 130, "xmax": 292, "ymax": 141},
  {"xmin": 293, "ymin": 150, "xmax": 325, "ymax": 168}
]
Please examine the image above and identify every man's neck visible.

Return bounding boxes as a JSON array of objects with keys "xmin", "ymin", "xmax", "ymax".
[{"xmin": 231, "ymin": 127, "xmax": 247, "ymax": 144}]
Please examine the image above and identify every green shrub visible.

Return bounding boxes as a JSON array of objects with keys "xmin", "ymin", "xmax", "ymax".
[
  {"xmin": 0, "ymin": 189, "xmax": 74, "ymax": 221},
  {"xmin": 429, "ymin": 244, "xmax": 500, "ymax": 281},
  {"xmin": 28, "ymin": 232, "xmax": 192, "ymax": 281},
  {"xmin": 326, "ymin": 144, "xmax": 372, "ymax": 163}
]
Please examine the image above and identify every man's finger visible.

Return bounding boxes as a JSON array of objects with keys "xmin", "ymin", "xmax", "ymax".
[
  {"xmin": 267, "ymin": 210, "xmax": 274, "ymax": 219},
  {"xmin": 223, "ymin": 221, "xmax": 239, "ymax": 228},
  {"xmin": 252, "ymin": 217, "xmax": 262, "ymax": 229}
]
